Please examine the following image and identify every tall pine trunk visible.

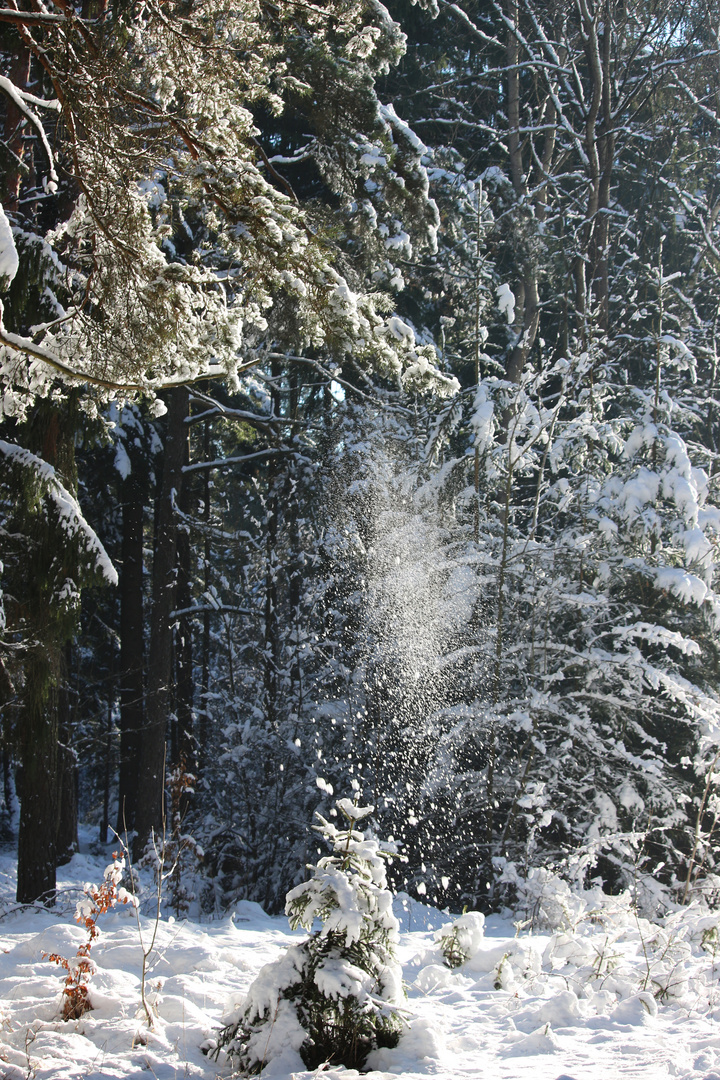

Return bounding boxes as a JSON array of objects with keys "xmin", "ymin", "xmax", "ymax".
[
  {"xmin": 117, "ymin": 478, "xmax": 145, "ymax": 834},
  {"xmin": 16, "ymin": 646, "xmax": 59, "ymax": 903},
  {"xmin": 133, "ymin": 387, "xmax": 188, "ymax": 857},
  {"xmin": 56, "ymin": 643, "xmax": 78, "ymax": 865},
  {"xmin": 174, "ymin": 425, "xmax": 193, "ymax": 769},
  {"xmin": 16, "ymin": 400, "xmax": 79, "ymax": 905}
]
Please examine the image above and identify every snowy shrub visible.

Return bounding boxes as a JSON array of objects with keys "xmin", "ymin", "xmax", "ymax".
[
  {"xmin": 211, "ymin": 797, "xmax": 405, "ymax": 1072},
  {"xmin": 435, "ymin": 911, "xmax": 486, "ymax": 968},
  {"xmin": 494, "ymin": 861, "xmax": 593, "ymax": 930}
]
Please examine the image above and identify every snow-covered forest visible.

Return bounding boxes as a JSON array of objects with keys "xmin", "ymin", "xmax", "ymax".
[{"xmin": 3, "ymin": 0, "xmax": 720, "ymax": 1075}]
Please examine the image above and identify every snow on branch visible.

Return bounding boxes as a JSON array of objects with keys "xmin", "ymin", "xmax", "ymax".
[
  {"xmin": 0, "ymin": 440, "xmax": 118, "ymax": 586},
  {"xmin": 0, "ymin": 315, "xmax": 145, "ymax": 393},
  {"xmin": 0, "ymin": 8, "xmax": 69, "ymax": 24},
  {"xmin": 439, "ymin": 0, "xmax": 501, "ymax": 48},
  {"xmin": 0, "ymin": 302, "xmax": 229, "ymax": 397},
  {"xmin": 182, "ymin": 447, "xmax": 295, "ymax": 474},
  {"xmin": 0, "ymin": 77, "xmax": 58, "ymax": 192},
  {"xmin": 0, "ymin": 206, "xmax": 18, "ymax": 288},
  {"xmin": 0, "ymin": 80, "xmax": 60, "ymax": 113}
]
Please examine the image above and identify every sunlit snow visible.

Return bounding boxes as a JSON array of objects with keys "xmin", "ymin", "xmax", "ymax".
[{"xmin": 0, "ymin": 837, "xmax": 717, "ymax": 1079}]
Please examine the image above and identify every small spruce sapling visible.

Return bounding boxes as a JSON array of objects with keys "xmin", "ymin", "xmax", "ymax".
[
  {"xmin": 212, "ymin": 796, "xmax": 405, "ymax": 1073},
  {"xmin": 165, "ymin": 759, "xmax": 203, "ymax": 918},
  {"xmin": 45, "ymin": 853, "xmax": 137, "ymax": 1020},
  {"xmin": 436, "ymin": 911, "xmax": 486, "ymax": 968}
]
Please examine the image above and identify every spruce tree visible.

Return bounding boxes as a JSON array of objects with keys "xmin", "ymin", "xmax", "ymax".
[{"xmin": 213, "ymin": 796, "xmax": 404, "ymax": 1073}]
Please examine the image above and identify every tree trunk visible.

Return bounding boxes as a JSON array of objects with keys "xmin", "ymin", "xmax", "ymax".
[
  {"xmin": 262, "ymin": 364, "xmax": 282, "ymax": 731},
  {"xmin": 504, "ymin": 0, "xmax": 540, "ymax": 385},
  {"xmin": 16, "ymin": 399, "xmax": 79, "ymax": 905},
  {"xmin": 590, "ymin": 8, "xmax": 615, "ymax": 330},
  {"xmin": 56, "ymin": 740, "xmax": 79, "ymax": 865},
  {"xmin": 56, "ymin": 643, "xmax": 78, "ymax": 865},
  {"xmin": 102, "ymin": 698, "xmax": 112, "ymax": 844},
  {"xmin": 3, "ymin": 48, "xmax": 31, "ymax": 210},
  {"xmin": 0, "ymin": 662, "xmax": 15, "ymax": 838},
  {"xmin": 175, "ymin": 423, "xmax": 194, "ymax": 768},
  {"xmin": 198, "ymin": 418, "xmax": 211, "ymax": 776},
  {"xmin": 0, "ymin": 744, "xmax": 14, "ymax": 840},
  {"xmin": 133, "ymin": 387, "xmax": 188, "ymax": 858},
  {"xmin": 580, "ymin": 0, "xmax": 616, "ymax": 332},
  {"xmin": 117, "ymin": 480, "xmax": 145, "ymax": 835},
  {"xmin": 16, "ymin": 646, "xmax": 59, "ymax": 904}
]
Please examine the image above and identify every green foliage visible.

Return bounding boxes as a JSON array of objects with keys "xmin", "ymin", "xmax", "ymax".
[{"xmin": 211, "ymin": 797, "xmax": 405, "ymax": 1073}]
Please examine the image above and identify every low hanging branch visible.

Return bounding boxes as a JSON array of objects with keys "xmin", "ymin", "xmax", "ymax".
[
  {"xmin": 0, "ymin": 322, "xmax": 146, "ymax": 393},
  {"xmin": 0, "ymin": 317, "xmax": 246, "ymax": 394},
  {"xmin": 182, "ymin": 447, "xmax": 294, "ymax": 474},
  {"xmin": 0, "ymin": 8, "xmax": 70, "ymax": 24}
]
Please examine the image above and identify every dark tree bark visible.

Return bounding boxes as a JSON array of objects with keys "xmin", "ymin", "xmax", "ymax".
[
  {"xmin": 263, "ymin": 495, "xmax": 279, "ymax": 729},
  {"xmin": 16, "ymin": 646, "xmax": 59, "ymax": 903},
  {"xmin": 174, "ymin": 422, "xmax": 194, "ymax": 768},
  {"xmin": 56, "ymin": 740, "xmax": 79, "ymax": 865},
  {"xmin": 101, "ymin": 698, "xmax": 112, "ymax": 844},
  {"xmin": 198, "ymin": 417, "xmax": 211, "ymax": 776},
  {"xmin": 262, "ymin": 362, "xmax": 282, "ymax": 731},
  {"xmin": 133, "ymin": 387, "xmax": 188, "ymax": 858},
  {"xmin": 0, "ymin": 745, "xmax": 14, "ymax": 839},
  {"xmin": 116, "ymin": 478, "xmax": 145, "ymax": 834},
  {"xmin": 56, "ymin": 643, "xmax": 78, "ymax": 865},
  {"xmin": 16, "ymin": 399, "xmax": 78, "ymax": 905},
  {"xmin": 0, "ymin": 660, "xmax": 15, "ymax": 839},
  {"xmin": 3, "ymin": 46, "xmax": 31, "ymax": 210}
]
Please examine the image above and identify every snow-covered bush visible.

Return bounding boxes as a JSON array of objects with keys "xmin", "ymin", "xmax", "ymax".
[
  {"xmin": 435, "ymin": 911, "xmax": 486, "ymax": 968},
  {"xmin": 494, "ymin": 862, "xmax": 591, "ymax": 930},
  {"xmin": 212, "ymin": 797, "xmax": 405, "ymax": 1072}
]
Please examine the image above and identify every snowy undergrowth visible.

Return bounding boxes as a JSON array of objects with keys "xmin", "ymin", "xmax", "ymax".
[{"xmin": 0, "ymin": 839, "xmax": 719, "ymax": 1079}]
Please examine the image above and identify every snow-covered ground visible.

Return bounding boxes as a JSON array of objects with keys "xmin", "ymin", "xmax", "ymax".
[{"xmin": 0, "ymin": 836, "xmax": 718, "ymax": 1080}]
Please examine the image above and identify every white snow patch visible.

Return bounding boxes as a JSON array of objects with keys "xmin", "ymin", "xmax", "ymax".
[
  {"xmin": 656, "ymin": 566, "xmax": 708, "ymax": 606},
  {"xmin": 387, "ymin": 316, "xmax": 416, "ymax": 343},
  {"xmin": 0, "ymin": 842, "xmax": 719, "ymax": 1080},
  {"xmin": 496, "ymin": 282, "xmax": 516, "ymax": 323},
  {"xmin": 0, "ymin": 204, "xmax": 19, "ymax": 286}
]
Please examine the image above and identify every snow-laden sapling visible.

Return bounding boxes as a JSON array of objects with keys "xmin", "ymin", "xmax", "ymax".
[
  {"xmin": 160, "ymin": 759, "xmax": 203, "ymax": 918},
  {"xmin": 435, "ymin": 911, "xmax": 486, "ymax": 968},
  {"xmin": 212, "ymin": 798, "xmax": 405, "ymax": 1073},
  {"xmin": 45, "ymin": 853, "xmax": 137, "ymax": 1020}
]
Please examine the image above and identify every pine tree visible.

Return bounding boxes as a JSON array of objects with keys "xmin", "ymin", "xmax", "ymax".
[{"xmin": 1, "ymin": 0, "xmax": 457, "ymax": 897}]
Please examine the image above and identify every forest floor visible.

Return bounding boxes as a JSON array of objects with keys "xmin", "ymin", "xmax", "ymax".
[{"xmin": 0, "ymin": 835, "xmax": 718, "ymax": 1079}]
